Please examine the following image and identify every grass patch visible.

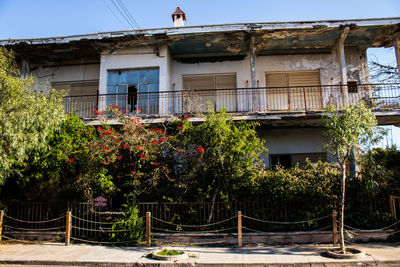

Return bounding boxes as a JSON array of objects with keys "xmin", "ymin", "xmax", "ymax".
[{"xmin": 156, "ymin": 249, "xmax": 184, "ymax": 256}]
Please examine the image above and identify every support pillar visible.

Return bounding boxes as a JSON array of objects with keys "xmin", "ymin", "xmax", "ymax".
[
  {"xmin": 395, "ymin": 36, "xmax": 400, "ymax": 81},
  {"xmin": 249, "ymin": 30, "xmax": 257, "ymax": 111},
  {"xmin": 334, "ymin": 27, "xmax": 350, "ymax": 107}
]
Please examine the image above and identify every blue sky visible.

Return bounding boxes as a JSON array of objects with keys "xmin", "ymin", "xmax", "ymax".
[{"xmin": 0, "ymin": 0, "xmax": 399, "ymax": 146}]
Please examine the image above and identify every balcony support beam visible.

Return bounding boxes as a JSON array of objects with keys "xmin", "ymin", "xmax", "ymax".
[
  {"xmin": 395, "ymin": 36, "xmax": 400, "ymax": 81},
  {"xmin": 250, "ymin": 33, "xmax": 257, "ymax": 111},
  {"xmin": 334, "ymin": 27, "xmax": 350, "ymax": 106}
]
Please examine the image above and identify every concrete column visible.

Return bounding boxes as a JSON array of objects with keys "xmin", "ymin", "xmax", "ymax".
[
  {"xmin": 250, "ymin": 33, "xmax": 257, "ymax": 111},
  {"xmin": 334, "ymin": 27, "xmax": 350, "ymax": 106},
  {"xmin": 21, "ymin": 58, "xmax": 30, "ymax": 79},
  {"xmin": 395, "ymin": 36, "xmax": 400, "ymax": 81}
]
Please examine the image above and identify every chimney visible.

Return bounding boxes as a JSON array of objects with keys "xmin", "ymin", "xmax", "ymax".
[{"xmin": 172, "ymin": 7, "xmax": 186, "ymax": 27}]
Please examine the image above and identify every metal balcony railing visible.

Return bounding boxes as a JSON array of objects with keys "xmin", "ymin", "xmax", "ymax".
[{"xmin": 63, "ymin": 83, "xmax": 400, "ymax": 119}]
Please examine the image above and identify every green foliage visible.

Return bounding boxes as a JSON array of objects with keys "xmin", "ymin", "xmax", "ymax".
[
  {"xmin": 166, "ymin": 108, "xmax": 267, "ymax": 202},
  {"xmin": 0, "ymin": 48, "xmax": 65, "ymax": 183},
  {"xmin": 253, "ymin": 160, "xmax": 340, "ymax": 202},
  {"xmin": 91, "ymin": 105, "xmax": 171, "ymax": 203},
  {"xmin": 323, "ymin": 102, "xmax": 380, "ymax": 165},
  {"xmin": 156, "ymin": 249, "xmax": 184, "ymax": 256},
  {"xmin": 1, "ymin": 114, "xmax": 113, "ymax": 204},
  {"xmin": 356, "ymin": 145, "xmax": 400, "ymax": 197},
  {"xmin": 109, "ymin": 195, "xmax": 144, "ymax": 245}
]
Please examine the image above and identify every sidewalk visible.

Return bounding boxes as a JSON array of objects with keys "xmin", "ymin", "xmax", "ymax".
[{"xmin": 0, "ymin": 242, "xmax": 399, "ymax": 266}]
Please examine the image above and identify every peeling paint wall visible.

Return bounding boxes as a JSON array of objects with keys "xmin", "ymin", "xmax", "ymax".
[
  {"xmin": 345, "ymin": 48, "xmax": 370, "ymax": 84},
  {"xmin": 30, "ymin": 64, "xmax": 100, "ymax": 94}
]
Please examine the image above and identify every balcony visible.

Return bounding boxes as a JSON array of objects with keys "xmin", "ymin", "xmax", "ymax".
[{"xmin": 63, "ymin": 83, "xmax": 400, "ymax": 120}]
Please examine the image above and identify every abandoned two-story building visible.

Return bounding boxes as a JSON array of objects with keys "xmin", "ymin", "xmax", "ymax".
[{"xmin": 1, "ymin": 8, "xmax": 400, "ymax": 168}]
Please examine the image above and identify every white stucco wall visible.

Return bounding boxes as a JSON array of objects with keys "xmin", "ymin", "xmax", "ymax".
[{"xmin": 258, "ymin": 127, "xmax": 325, "ymax": 155}]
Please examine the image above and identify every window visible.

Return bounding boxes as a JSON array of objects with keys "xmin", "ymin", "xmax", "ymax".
[
  {"xmin": 107, "ymin": 68, "xmax": 159, "ymax": 114},
  {"xmin": 270, "ymin": 154, "xmax": 292, "ymax": 169},
  {"xmin": 269, "ymin": 153, "xmax": 326, "ymax": 169},
  {"xmin": 182, "ymin": 74, "xmax": 236, "ymax": 113},
  {"xmin": 347, "ymin": 81, "xmax": 358, "ymax": 93},
  {"xmin": 53, "ymin": 81, "xmax": 99, "ymax": 118},
  {"xmin": 265, "ymin": 71, "xmax": 321, "ymax": 111}
]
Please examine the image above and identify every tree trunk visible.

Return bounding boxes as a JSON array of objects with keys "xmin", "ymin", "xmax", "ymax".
[{"xmin": 339, "ymin": 162, "xmax": 347, "ymax": 252}]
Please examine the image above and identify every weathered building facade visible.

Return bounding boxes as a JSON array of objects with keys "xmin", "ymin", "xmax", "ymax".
[{"xmin": 2, "ymin": 14, "xmax": 400, "ymax": 167}]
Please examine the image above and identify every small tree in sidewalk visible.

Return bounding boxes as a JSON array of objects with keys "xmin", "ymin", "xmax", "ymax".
[{"xmin": 323, "ymin": 101, "xmax": 381, "ymax": 252}]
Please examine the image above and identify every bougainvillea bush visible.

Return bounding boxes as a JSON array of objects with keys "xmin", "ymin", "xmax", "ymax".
[{"xmin": 91, "ymin": 106, "xmax": 174, "ymax": 204}]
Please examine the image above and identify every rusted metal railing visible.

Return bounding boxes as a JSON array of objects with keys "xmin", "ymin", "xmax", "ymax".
[{"xmin": 63, "ymin": 83, "xmax": 400, "ymax": 119}]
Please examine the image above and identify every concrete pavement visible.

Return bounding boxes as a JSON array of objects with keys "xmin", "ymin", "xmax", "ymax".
[{"xmin": 0, "ymin": 242, "xmax": 400, "ymax": 266}]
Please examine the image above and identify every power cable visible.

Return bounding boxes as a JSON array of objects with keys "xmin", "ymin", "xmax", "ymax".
[
  {"xmin": 116, "ymin": 0, "xmax": 141, "ymax": 29},
  {"xmin": 102, "ymin": 0, "xmax": 127, "ymax": 28}
]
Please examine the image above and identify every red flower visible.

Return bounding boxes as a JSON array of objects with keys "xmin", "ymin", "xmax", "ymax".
[
  {"xmin": 97, "ymin": 126, "xmax": 104, "ymax": 132},
  {"xmin": 152, "ymin": 162, "xmax": 159, "ymax": 166},
  {"xmin": 158, "ymin": 137, "xmax": 166, "ymax": 143},
  {"xmin": 68, "ymin": 158, "xmax": 75, "ymax": 163},
  {"xmin": 139, "ymin": 153, "xmax": 146, "ymax": 159},
  {"xmin": 111, "ymin": 105, "xmax": 122, "ymax": 111},
  {"xmin": 93, "ymin": 108, "xmax": 104, "ymax": 115},
  {"xmin": 123, "ymin": 144, "xmax": 129, "ymax": 149},
  {"xmin": 178, "ymin": 125, "xmax": 183, "ymax": 129},
  {"xmin": 115, "ymin": 139, "xmax": 121, "ymax": 143},
  {"xmin": 151, "ymin": 139, "xmax": 158, "ymax": 145},
  {"xmin": 102, "ymin": 147, "xmax": 109, "ymax": 151},
  {"xmin": 197, "ymin": 147, "xmax": 205, "ymax": 153},
  {"xmin": 136, "ymin": 108, "xmax": 141, "ymax": 112},
  {"xmin": 136, "ymin": 147, "xmax": 141, "ymax": 151},
  {"xmin": 180, "ymin": 115, "xmax": 190, "ymax": 120},
  {"xmin": 103, "ymin": 130, "xmax": 112, "ymax": 135},
  {"xmin": 130, "ymin": 170, "xmax": 136, "ymax": 175},
  {"xmin": 117, "ymin": 155, "xmax": 122, "ymax": 160}
]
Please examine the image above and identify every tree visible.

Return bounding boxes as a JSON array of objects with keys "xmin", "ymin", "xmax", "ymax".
[
  {"xmin": 323, "ymin": 101, "xmax": 380, "ymax": 252},
  {"xmin": 0, "ymin": 115, "xmax": 112, "ymax": 205},
  {"xmin": 0, "ymin": 48, "xmax": 65, "ymax": 183}
]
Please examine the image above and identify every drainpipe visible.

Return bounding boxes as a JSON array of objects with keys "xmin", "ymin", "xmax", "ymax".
[
  {"xmin": 334, "ymin": 26, "xmax": 350, "ymax": 107},
  {"xmin": 395, "ymin": 36, "xmax": 400, "ymax": 81},
  {"xmin": 249, "ymin": 25, "xmax": 257, "ymax": 111}
]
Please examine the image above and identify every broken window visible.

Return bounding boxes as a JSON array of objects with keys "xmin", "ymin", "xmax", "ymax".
[{"xmin": 106, "ymin": 68, "xmax": 159, "ymax": 114}]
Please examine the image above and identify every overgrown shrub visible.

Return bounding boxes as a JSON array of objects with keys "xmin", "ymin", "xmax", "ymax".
[{"xmin": 108, "ymin": 196, "xmax": 144, "ymax": 245}]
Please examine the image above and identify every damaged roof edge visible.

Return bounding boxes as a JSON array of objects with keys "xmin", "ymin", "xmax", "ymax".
[{"xmin": 1, "ymin": 17, "xmax": 400, "ymax": 46}]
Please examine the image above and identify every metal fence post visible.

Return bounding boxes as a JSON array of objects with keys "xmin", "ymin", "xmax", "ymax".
[
  {"xmin": 238, "ymin": 211, "xmax": 242, "ymax": 247},
  {"xmin": 0, "ymin": 210, "xmax": 4, "ymax": 243},
  {"xmin": 146, "ymin": 212, "xmax": 151, "ymax": 246},
  {"xmin": 65, "ymin": 210, "xmax": 71, "ymax": 246},
  {"xmin": 332, "ymin": 209, "xmax": 338, "ymax": 246}
]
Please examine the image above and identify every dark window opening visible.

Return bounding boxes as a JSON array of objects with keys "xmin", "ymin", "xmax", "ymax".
[
  {"xmin": 176, "ymin": 14, "xmax": 181, "ymax": 19},
  {"xmin": 348, "ymin": 81, "xmax": 358, "ymax": 93},
  {"xmin": 270, "ymin": 154, "xmax": 292, "ymax": 169},
  {"xmin": 128, "ymin": 85, "xmax": 137, "ymax": 112}
]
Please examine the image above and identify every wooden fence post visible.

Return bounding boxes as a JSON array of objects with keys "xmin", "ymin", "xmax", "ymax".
[
  {"xmin": 332, "ymin": 209, "xmax": 338, "ymax": 246},
  {"xmin": 0, "ymin": 210, "xmax": 4, "ymax": 243},
  {"xmin": 146, "ymin": 212, "xmax": 151, "ymax": 246},
  {"xmin": 389, "ymin": 195, "xmax": 396, "ymax": 219},
  {"xmin": 65, "ymin": 211, "xmax": 71, "ymax": 246},
  {"xmin": 238, "ymin": 211, "xmax": 242, "ymax": 247}
]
